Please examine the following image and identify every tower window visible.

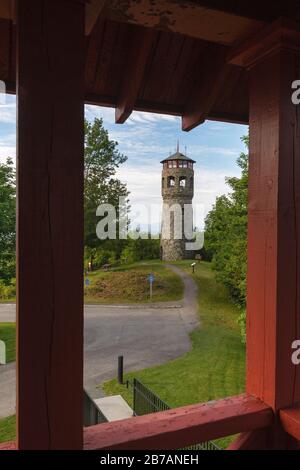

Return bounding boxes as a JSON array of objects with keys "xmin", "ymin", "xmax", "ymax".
[
  {"xmin": 179, "ymin": 176, "xmax": 186, "ymax": 188},
  {"xmin": 183, "ymin": 162, "xmax": 188, "ymax": 168},
  {"xmin": 168, "ymin": 176, "xmax": 175, "ymax": 188},
  {"xmin": 173, "ymin": 161, "xmax": 177, "ymax": 168},
  {"xmin": 168, "ymin": 161, "xmax": 173, "ymax": 168}
]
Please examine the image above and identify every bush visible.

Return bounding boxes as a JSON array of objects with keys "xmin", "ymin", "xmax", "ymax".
[{"xmin": 0, "ymin": 279, "xmax": 16, "ymax": 300}]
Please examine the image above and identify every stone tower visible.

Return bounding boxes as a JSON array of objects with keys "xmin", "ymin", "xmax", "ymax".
[{"xmin": 160, "ymin": 147, "xmax": 195, "ymax": 261}]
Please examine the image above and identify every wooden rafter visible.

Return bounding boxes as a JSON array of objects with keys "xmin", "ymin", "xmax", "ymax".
[
  {"xmin": 115, "ymin": 27, "xmax": 155, "ymax": 124},
  {"xmin": 105, "ymin": 0, "xmax": 265, "ymax": 46},
  {"xmin": 85, "ymin": 0, "xmax": 107, "ymax": 35},
  {"xmin": 182, "ymin": 45, "xmax": 231, "ymax": 132}
]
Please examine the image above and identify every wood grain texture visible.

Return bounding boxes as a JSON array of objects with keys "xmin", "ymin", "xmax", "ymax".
[
  {"xmin": 247, "ymin": 40, "xmax": 300, "ymax": 410},
  {"xmin": 115, "ymin": 27, "xmax": 155, "ymax": 123},
  {"xmin": 280, "ymin": 403, "xmax": 300, "ymax": 441},
  {"xmin": 105, "ymin": 0, "xmax": 264, "ymax": 46},
  {"xmin": 84, "ymin": 394, "xmax": 273, "ymax": 450},
  {"xmin": 182, "ymin": 45, "xmax": 231, "ymax": 131},
  {"xmin": 16, "ymin": 0, "xmax": 85, "ymax": 449}
]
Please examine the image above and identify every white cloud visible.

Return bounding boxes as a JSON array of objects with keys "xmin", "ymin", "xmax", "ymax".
[{"xmin": 0, "ymin": 103, "xmax": 16, "ymax": 124}]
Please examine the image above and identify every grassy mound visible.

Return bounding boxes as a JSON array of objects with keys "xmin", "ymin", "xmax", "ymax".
[{"xmin": 84, "ymin": 262, "xmax": 183, "ymax": 304}]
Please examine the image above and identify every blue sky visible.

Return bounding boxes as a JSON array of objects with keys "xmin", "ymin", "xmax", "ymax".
[{"xmin": 0, "ymin": 95, "xmax": 248, "ymax": 230}]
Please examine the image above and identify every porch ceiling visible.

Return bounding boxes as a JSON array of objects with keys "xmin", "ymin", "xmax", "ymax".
[{"xmin": 2, "ymin": 0, "xmax": 300, "ymax": 128}]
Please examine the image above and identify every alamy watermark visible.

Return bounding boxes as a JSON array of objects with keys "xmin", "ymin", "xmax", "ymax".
[{"xmin": 95, "ymin": 197, "xmax": 204, "ymax": 251}]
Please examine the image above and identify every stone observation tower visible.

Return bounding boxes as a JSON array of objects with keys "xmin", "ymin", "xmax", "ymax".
[{"xmin": 160, "ymin": 145, "xmax": 195, "ymax": 261}]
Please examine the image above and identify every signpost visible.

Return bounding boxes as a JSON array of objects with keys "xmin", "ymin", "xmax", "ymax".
[
  {"xmin": 85, "ymin": 278, "xmax": 91, "ymax": 287},
  {"xmin": 148, "ymin": 274, "xmax": 155, "ymax": 300},
  {"xmin": 191, "ymin": 262, "xmax": 196, "ymax": 274}
]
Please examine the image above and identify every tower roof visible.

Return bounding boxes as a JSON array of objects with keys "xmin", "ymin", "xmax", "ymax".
[{"xmin": 161, "ymin": 151, "xmax": 196, "ymax": 164}]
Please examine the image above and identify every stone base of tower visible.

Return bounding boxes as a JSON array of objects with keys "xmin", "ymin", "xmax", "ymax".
[{"xmin": 160, "ymin": 239, "xmax": 194, "ymax": 261}]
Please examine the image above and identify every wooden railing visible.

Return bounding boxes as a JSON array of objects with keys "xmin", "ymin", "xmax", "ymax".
[
  {"xmin": 4, "ymin": 395, "xmax": 300, "ymax": 450},
  {"xmin": 83, "ymin": 394, "xmax": 273, "ymax": 450}
]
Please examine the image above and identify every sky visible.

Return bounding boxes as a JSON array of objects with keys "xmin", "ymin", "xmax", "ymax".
[{"xmin": 0, "ymin": 94, "xmax": 248, "ymax": 231}]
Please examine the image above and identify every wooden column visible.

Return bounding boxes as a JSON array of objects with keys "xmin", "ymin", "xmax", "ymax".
[
  {"xmin": 16, "ymin": 0, "xmax": 85, "ymax": 449},
  {"xmin": 230, "ymin": 19, "xmax": 300, "ymax": 421}
]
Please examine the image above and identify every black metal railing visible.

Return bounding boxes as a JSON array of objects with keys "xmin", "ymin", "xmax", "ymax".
[
  {"xmin": 83, "ymin": 389, "xmax": 107, "ymax": 427},
  {"xmin": 129, "ymin": 378, "xmax": 220, "ymax": 450},
  {"xmin": 132, "ymin": 378, "xmax": 170, "ymax": 415}
]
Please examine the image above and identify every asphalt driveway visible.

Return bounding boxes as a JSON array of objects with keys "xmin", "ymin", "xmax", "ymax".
[{"xmin": 0, "ymin": 265, "xmax": 198, "ymax": 418}]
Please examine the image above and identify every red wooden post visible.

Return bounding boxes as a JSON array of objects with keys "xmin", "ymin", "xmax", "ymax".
[
  {"xmin": 16, "ymin": 0, "xmax": 85, "ymax": 449},
  {"xmin": 230, "ymin": 19, "xmax": 300, "ymax": 440}
]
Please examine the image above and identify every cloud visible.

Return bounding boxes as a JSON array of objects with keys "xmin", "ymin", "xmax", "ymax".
[
  {"xmin": 0, "ymin": 101, "xmax": 245, "ymax": 231},
  {"xmin": 0, "ymin": 103, "xmax": 16, "ymax": 124}
]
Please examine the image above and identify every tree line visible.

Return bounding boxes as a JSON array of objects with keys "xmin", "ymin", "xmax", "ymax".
[
  {"xmin": 0, "ymin": 118, "xmax": 160, "ymax": 299},
  {"xmin": 203, "ymin": 135, "xmax": 248, "ymax": 342}
]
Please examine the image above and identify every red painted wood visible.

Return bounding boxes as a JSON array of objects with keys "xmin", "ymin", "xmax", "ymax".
[
  {"xmin": 0, "ymin": 441, "xmax": 16, "ymax": 450},
  {"xmin": 182, "ymin": 45, "xmax": 231, "ymax": 131},
  {"xmin": 115, "ymin": 27, "xmax": 155, "ymax": 123},
  {"xmin": 84, "ymin": 394, "xmax": 273, "ymax": 450},
  {"xmin": 230, "ymin": 21, "xmax": 300, "ymax": 413},
  {"xmin": 280, "ymin": 404, "xmax": 300, "ymax": 442},
  {"xmin": 16, "ymin": 0, "xmax": 85, "ymax": 449},
  {"xmin": 227, "ymin": 429, "xmax": 268, "ymax": 450}
]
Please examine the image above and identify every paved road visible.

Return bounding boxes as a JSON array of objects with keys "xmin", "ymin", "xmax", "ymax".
[{"xmin": 0, "ymin": 265, "xmax": 198, "ymax": 419}]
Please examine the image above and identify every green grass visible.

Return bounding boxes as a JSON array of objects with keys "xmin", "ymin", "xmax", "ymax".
[
  {"xmin": 0, "ymin": 416, "xmax": 16, "ymax": 443},
  {"xmin": 0, "ymin": 323, "xmax": 16, "ymax": 363},
  {"xmin": 103, "ymin": 261, "xmax": 246, "ymax": 449},
  {"xmin": 84, "ymin": 260, "xmax": 184, "ymax": 304}
]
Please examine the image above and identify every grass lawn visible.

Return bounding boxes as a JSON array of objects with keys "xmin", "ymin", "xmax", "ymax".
[
  {"xmin": 0, "ymin": 323, "xmax": 16, "ymax": 363},
  {"xmin": 0, "ymin": 416, "xmax": 16, "ymax": 443},
  {"xmin": 0, "ymin": 325, "xmax": 16, "ymax": 443},
  {"xmin": 84, "ymin": 260, "xmax": 184, "ymax": 304},
  {"xmin": 103, "ymin": 261, "xmax": 246, "ymax": 449}
]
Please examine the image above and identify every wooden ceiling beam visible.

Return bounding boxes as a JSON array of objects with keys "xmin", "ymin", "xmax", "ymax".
[
  {"xmin": 115, "ymin": 27, "xmax": 155, "ymax": 124},
  {"xmin": 85, "ymin": 0, "xmax": 107, "ymax": 35},
  {"xmin": 105, "ymin": 0, "xmax": 265, "ymax": 46},
  {"xmin": 182, "ymin": 46, "xmax": 231, "ymax": 131},
  {"xmin": 0, "ymin": 0, "xmax": 15, "ymax": 22}
]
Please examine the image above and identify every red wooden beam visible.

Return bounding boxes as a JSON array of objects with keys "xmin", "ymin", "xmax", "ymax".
[
  {"xmin": 229, "ymin": 19, "xmax": 300, "ymax": 414},
  {"xmin": 182, "ymin": 45, "xmax": 232, "ymax": 131},
  {"xmin": 227, "ymin": 429, "xmax": 268, "ymax": 450},
  {"xmin": 16, "ymin": 0, "xmax": 85, "ymax": 449},
  {"xmin": 85, "ymin": 0, "xmax": 106, "ymax": 35},
  {"xmin": 280, "ymin": 404, "xmax": 300, "ymax": 442},
  {"xmin": 105, "ymin": 0, "xmax": 264, "ymax": 46},
  {"xmin": 84, "ymin": 394, "xmax": 273, "ymax": 450},
  {"xmin": 115, "ymin": 27, "xmax": 155, "ymax": 124}
]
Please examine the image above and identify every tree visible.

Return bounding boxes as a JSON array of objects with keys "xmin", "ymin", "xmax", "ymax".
[
  {"xmin": 0, "ymin": 158, "xmax": 16, "ymax": 282},
  {"xmin": 84, "ymin": 118, "xmax": 129, "ymax": 268},
  {"xmin": 204, "ymin": 136, "xmax": 248, "ymax": 341}
]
